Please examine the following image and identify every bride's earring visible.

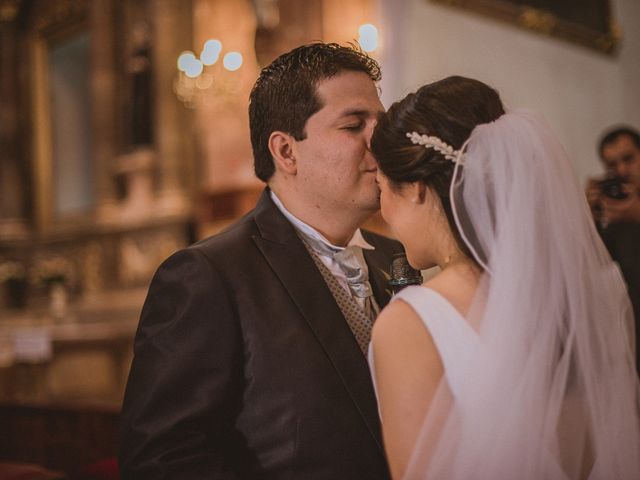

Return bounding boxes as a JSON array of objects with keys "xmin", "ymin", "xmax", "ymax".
[{"xmin": 443, "ymin": 250, "xmax": 463, "ymax": 267}]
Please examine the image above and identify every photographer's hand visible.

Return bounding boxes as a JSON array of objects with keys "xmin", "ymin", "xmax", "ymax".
[
  {"xmin": 601, "ymin": 186, "xmax": 640, "ymax": 224},
  {"xmin": 585, "ymin": 178, "xmax": 603, "ymax": 222}
]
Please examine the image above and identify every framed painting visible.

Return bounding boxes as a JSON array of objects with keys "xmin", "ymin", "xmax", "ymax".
[{"xmin": 430, "ymin": 0, "xmax": 621, "ymax": 54}]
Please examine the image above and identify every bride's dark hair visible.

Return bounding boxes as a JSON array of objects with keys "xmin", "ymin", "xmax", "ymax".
[{"xmin": 371, "ymin": 76, "xmax": 505, "ymax": 255}]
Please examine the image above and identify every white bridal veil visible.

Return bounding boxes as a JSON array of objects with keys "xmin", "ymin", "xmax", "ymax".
[{"xmin": 404, "ymin": 112, "xmax": 640, "ymax": 479}]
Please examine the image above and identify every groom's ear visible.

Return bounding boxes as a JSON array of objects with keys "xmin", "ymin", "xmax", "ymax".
[{"xmin": 269, "ymin": 131, "xmax": 297, "ymax": 175}]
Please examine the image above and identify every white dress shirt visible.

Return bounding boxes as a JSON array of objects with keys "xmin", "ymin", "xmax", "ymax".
[{"xmin": 270, "ymin": 191, "xmax": 376, "ymax": 312}]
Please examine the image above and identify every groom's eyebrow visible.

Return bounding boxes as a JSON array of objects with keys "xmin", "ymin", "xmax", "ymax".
[{"xmin": 338, "ymin": 108, "xmax": 375, "ymax": 119}]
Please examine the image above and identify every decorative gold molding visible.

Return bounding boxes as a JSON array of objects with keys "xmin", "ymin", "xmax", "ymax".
[
  {"xmin": 596, "ymin": 19, "xmax": 622, "ymax": 53},
  {"xmin": 430, "ymin": 0, "xmax": 621, "ymax": 55},
  {"xmin": 31, "ymin": 34, "xmax": 54, "ymax": 232},
  {"xmin": 33, "ymin": 0, "xmax": 88, "ymax": 32},
  {"xmin": 0, "ymin": 0, "xmax": 20, "ymax": 23},
  {"xmin": 518, "ymin": 8, "xmax": 556, "ymax": 35}
]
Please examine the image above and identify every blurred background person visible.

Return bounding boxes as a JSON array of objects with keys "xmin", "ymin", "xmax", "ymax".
[{"xmin": 586, "ymin": 126, "xmax": 640, "ymax": 373}]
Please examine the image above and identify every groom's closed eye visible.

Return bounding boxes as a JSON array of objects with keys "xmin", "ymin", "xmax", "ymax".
[{"xmin": 342, "ymin": 121, "xmax": 365, "ymax": 132}]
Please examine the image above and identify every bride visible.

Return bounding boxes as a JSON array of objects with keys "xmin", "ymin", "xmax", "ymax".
[{"xmin": 368, "ymin": 76, "xmax": 640, "ymax": 479}]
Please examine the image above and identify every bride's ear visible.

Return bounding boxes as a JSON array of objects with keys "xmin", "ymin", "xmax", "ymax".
[{"xmin": 409, "ymin": 182, "xmax": 427, "ymax": 205}]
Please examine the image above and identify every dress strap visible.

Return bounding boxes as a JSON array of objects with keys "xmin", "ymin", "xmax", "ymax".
[{"xmin": 392, "ymin": 286, "xmax": 478, "ymax": 399}]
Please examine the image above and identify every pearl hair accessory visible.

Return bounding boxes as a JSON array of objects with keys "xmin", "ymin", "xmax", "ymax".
[{"xmin": 406, "ymin": 131, "xmax": 461, "ymax": 163}]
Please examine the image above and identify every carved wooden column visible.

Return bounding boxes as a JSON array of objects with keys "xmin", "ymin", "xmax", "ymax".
[
  {"xmin": 151, "ymin": 0, "xmax": 193, "ymax": 215},
  {"xmin": 91, "ymin": 0, "xmax": 119, "ymax": 222},
  {"xmin": 0, "ymin": 0, "xmax": 28, "ymax": 240}
]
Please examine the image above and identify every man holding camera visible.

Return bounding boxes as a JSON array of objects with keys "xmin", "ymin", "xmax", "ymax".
[{"xmin": 586, "ymin": 126, "xmax": 640, "ymax": 373}]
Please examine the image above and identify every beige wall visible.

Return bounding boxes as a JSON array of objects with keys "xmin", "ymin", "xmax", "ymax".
[{"xmin": 377, "ymin": 0, "xmax": 640, "ymax": 184}]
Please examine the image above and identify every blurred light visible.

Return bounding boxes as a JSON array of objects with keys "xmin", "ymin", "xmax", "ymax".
[
  {"xmin": 184, "ymin": 58, "xmax": 204, "ymax": 78},
  {"xmin": 223, "ymin": 52, "xmax": 243, "ymax": 71},
  {"xmin": 200, "ymin": 39, "xmax": 222, "ymax": 66},
  {"xmin": 358, "ymin": 24, "xmax": 378, "ymax": 52},
  {"xmin": 195, "ymin": 73, "xmax": 214, "ymax": 90},
  {"xmin": 177, "ymin": 51, "xmax": 198, "ymax": 72}
]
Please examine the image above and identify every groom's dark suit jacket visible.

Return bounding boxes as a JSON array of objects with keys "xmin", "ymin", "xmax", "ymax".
[{"xmin": 119, "ymin": 189, "xmax": 402, "ymax": 479}]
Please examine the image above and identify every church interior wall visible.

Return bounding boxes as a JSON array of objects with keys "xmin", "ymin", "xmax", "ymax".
[{"xmin": 378, "ymin": 0, "xmax": 640, "ymax": 184}]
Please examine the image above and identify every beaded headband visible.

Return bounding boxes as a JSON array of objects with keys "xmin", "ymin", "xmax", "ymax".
[{"xmin": 406, "ymin": 131, "xmax": 462, "ymax": 163}]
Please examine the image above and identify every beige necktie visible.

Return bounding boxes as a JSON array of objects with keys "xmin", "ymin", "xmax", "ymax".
[{"xmin": 301, "ymin": 237, "xmax": 376, "ymax": 355}]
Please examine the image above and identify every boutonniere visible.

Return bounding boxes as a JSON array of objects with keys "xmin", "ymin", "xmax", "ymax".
[
  {"xmin": 377, "ymin": 268, "xmax": 393, "ymax": 297},
  {"xmin": 378, "ymin": 268, "xmax": 391, "ymax": 281}
]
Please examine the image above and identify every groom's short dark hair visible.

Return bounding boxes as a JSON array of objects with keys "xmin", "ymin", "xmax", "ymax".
[{"xmin": 249, "ymin": 42, "xmax": 381, "ymax": 182}]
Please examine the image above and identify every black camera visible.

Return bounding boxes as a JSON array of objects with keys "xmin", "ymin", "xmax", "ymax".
[{"xmin": 598, "ymin": 175, "xmax": 629, "ymax": 200}]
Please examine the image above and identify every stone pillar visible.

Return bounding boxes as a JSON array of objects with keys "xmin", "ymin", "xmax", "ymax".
[
  {"xmin": 90, "ymin": 0, "xmax": 119, "ymax": 222},
  {"xmin": 0, "ymin": 2, "xmax": 28, "ymax": 240},
  {"xmin": 151, "ymin": 0, "xmax": 193, "ymax": 215}
]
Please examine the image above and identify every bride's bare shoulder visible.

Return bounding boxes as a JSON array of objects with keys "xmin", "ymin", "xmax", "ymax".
[
  {"xmin": 371, "ymin": 292, "xmax": 438, "ymax": 362},
  {"xmin": 370, "ymin": 290, "xmax": 445, "ymax": 480},
  {"xmin": 372, "ymin": 298, "xmax": 424, "ymax": 344}
]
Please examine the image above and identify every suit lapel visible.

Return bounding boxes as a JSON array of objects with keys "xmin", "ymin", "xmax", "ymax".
[{"xmin": 251, "ymin": 189, "xmax": 384, "ymax": 452}]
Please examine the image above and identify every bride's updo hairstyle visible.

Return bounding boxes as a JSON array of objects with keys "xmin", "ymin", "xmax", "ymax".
[{"xmin": 371, "ymin": 76, "xmax": 504, "ymax": 253}]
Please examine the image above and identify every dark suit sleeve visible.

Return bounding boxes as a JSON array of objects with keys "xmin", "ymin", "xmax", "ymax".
[{"xmin": 119, "ymin": 248, "xmax": 243, "ymax": 479}]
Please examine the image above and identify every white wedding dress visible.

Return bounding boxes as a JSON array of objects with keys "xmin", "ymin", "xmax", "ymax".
[
  {"xmin": 370, "ymin": 112, "xmax": 640, "ymax": 479},
  {"xmin": 370, "ymin": 285, "xmax": 574, "ymax": 479},
  {"xmin": 375, "ymin": 286, "xmax": 478, "ymax": 401}
]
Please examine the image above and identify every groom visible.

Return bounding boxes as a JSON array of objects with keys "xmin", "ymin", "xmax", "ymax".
[{"xmin": 119, "ymin": 43, "xmax": 401, "ymax": 479}]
